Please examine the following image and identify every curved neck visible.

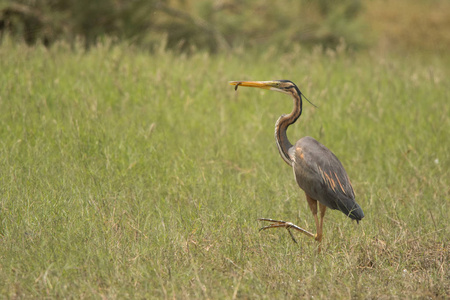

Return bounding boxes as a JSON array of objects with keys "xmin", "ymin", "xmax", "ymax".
[{"xmin": 275, "ymin": 90, "xmax": 303, "ymax": 166}]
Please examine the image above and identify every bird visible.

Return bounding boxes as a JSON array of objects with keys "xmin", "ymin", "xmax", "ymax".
[{"xmin": 229, "ymin": 80, "xmax": 364, "ymax": 250}]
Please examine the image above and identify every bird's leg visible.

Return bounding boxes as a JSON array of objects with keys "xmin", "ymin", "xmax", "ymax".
[
  {"xmin": 258, "ymin": 196, "xmax": 326, "ymax": 251},
  {"xmin": 305, "ymin": 194, "xmax": 325, "ymax": 253},
  {"xmin": 305, "ymin": 195, "xmax": 320, "ymax": 241},
  {"xmin": 315, "ymin": 203, "xmax": 327, "ymax": 253},
  {"xmin": 317, "ymin": 203, "xmax": 327, "ymax": 243},
  {"xmin": 258, "ymin": 218, "xmax": 315, "ymax": 243}
]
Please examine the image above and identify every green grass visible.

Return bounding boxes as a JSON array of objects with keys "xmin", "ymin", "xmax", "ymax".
[{"xmin": 0, "ymin": 40, "xmax": 449, "ymax": 298}]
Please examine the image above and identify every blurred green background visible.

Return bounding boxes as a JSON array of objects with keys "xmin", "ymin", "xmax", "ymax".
[{"xmin": 1, "ymin": 0, "xmax": 450, "ymax": 54}]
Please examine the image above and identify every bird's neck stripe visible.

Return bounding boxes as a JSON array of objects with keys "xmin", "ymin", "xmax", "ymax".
[{"xmin": 275, "ymin": 116, "xmax": 293, "ymax": 165}]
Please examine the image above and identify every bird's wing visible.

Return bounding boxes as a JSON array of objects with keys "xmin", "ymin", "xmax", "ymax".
[{"xmin": 291, "ymin": 136, "xmax": 364, "ymax": 220}]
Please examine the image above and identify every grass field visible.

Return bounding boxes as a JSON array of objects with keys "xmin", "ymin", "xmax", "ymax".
[{"xmin": 0, "ymin": 40, "xmax": 449, "ymax": 298}]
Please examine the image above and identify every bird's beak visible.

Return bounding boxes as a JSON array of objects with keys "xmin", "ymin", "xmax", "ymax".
[
  {"xmin": 229, "ymin": 80, "xmax": 287, "ymax": 94},
  {"xmin": 230, "ymin": 81, "xmax": 276, "ymax": 90}
]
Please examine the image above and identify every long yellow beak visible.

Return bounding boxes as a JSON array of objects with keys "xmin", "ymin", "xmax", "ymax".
[{"xmin": 229, "ymin": 81, "xmax": 277, "ymax": 91}]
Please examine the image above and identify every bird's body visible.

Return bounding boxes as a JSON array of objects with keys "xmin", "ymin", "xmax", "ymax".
[
  {"xmin": 229, "ymin": 80, "xmax": 364, "ymax": 250},
  {"xmin": 292, "ymin": 136, "xmax": 363, "ymax": 219}
]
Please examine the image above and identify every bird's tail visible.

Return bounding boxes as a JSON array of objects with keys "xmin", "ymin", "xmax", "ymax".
[{"xmin": 341, "ymin": 202, "xmax": 364, "ymax": 221}]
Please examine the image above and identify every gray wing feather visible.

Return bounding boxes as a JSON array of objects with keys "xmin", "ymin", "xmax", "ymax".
[{"xmin": 291, "ymin": 136, "xmax": 364, "ymax": 220}]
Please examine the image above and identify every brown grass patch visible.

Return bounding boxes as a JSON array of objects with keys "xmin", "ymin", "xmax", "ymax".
[{"xmin": 365, "ymin": 0, "xmax": 450, "ymax": 52}]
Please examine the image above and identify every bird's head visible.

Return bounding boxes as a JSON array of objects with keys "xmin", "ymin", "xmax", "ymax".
[
  {"xmin": 229, "ymin": 80, "xmax": 316, "ymax": 107},
  {"xmin": 229, "ymin": 80, "xmax": 298, "ymax": 95}
]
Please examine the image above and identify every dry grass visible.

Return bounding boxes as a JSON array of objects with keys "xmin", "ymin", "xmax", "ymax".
[{"xmin": 0, "ymin": 24, "xmax": 449, "ymax": 299}]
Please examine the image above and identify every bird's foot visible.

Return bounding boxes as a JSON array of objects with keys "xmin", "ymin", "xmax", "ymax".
[{"xmin": 257, "ymin": 218, "xmax": 315, "ymax": 243}]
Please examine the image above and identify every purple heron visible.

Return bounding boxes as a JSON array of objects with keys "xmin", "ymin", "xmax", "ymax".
[{"xmin": 230, "ymin": 80, "xmax": 364, "ymax": 249}]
